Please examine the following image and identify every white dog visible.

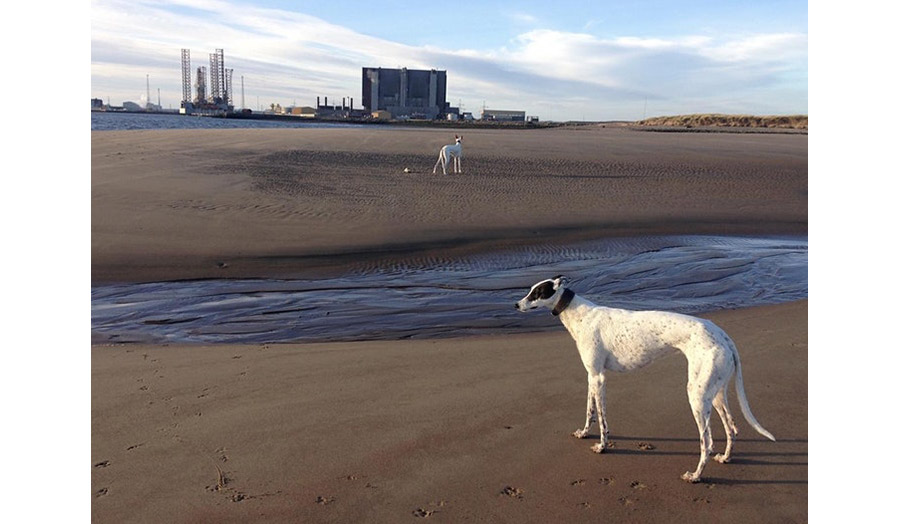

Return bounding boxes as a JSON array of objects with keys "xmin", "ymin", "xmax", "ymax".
[
  {"xmin": 432, "ymin": 135, "xmax": 462, "ymax": 175},
  {"xmin": 515, "ymin": 276, "xmax": 775, "ymax": 483}
]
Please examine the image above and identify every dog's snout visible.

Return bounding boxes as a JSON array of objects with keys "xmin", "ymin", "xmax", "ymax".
[{"xmin": 514, "ymin": 302, "xmax": 520, "ymax": 310}]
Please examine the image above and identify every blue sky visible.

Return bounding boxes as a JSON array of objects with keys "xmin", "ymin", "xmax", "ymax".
[{"xmin": 91, "ymin": 0, "xmax": 808, "ymax": 120}]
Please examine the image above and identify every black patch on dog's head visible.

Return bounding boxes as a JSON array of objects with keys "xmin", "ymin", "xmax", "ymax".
[{"xmin": 526, "ymin": 281, "xmax": 557, "ymax": 301}]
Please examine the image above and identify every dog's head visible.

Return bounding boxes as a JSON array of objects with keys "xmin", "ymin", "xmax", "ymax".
[
  {"xmin": 455, "ymin": 134, "xmax": 462, "ymax": 144},
  {"xmin": 515, "ymin": 275, "xmax": 567, "ymax": 312}
]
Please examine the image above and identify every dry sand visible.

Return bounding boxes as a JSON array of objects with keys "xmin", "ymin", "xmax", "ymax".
[
  {"xmin": 92, "ymin": 301, "xmax": 807, "ymax": 523},
  {"xmin": 92, "ymin": 124, "xmax": 807, "ymax": 522}
]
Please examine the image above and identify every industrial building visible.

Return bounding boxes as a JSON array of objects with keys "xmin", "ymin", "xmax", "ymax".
[
  {"xmin": 481, "ymin": 109, "xmax": 526, "ymax": 122},
  {"xmin": 362, "ymin": 67, "xmax": 448, "ymax": 120},
  {"xmin": 180, "ymin": 48, "xmax": 233, "ymax": 115}
]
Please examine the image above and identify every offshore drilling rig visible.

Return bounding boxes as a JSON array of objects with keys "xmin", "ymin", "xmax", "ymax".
[{"xmin": 180, "ymin": 48, "xmax": 234, "ymax": 115}]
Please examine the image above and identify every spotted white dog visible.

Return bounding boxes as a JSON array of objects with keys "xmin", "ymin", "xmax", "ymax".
[
  {"xmin": 515, "ymin": 276, "xmax": 775, "ymax": 483},
  {"xmin": 432, "ymin": 135, "xmax": 462, "ymax": 175}
]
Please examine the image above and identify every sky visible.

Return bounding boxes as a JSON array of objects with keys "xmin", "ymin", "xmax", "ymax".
[{"xmin": 91, "ymin": 0, "xmax": 807, "ymax": 121}]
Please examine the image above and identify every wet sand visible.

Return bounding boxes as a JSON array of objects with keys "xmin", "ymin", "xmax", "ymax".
[
  {"xmin": 91, "ymin": 301, "xmax": 807, "ymax": 523},
  {"xmin": 91, "ymin": 125, "xmax": 806, "ymax": 283}
]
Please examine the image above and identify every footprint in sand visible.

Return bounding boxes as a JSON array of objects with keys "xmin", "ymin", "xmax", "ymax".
[
  {"xmin": 630, "ymin": 481, "xmax": 648, "ymax": 490},
  {"xmin": 570, "ymin": 479, "xmax": 586, "ymax": 486},
  {"xmin": 412, "ymin": 508, "xmax": 434, "ymax": 518},
  {"xmin": 93, "ymin": 460, "xmax": 110, "ymax": 468},
  {"xmin": 598, "ymin": 477, "xmax": 615, "ymax": 486},
  {"xmin": 500, "ymin": 486, "xmax": 524, "ymax": 500},
  {"xmin": 315, "ymin": 495, "xmax": 334, "ymax": 505},
  {"xmin": 95, "ymin": 488, "xmax": 109, "ymax": 498},
  {"xmin": 637, "ymin": 442, "xmax": 656, "ymax": 451}
]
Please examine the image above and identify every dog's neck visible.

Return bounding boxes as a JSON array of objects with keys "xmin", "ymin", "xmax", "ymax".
[{"xmin": 552, "ymin": 288, "xmax": 576, "ymax": 316}]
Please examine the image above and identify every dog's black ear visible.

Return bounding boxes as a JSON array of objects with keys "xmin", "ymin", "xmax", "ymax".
[{"xmin": 551, "ymin": 275, "xmax": 566, "ymax": 289}]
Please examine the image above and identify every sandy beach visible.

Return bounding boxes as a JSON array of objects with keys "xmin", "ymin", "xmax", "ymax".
[
  {"xmin": 92, "ymin": 301, "xmax": 807, "ymax": 523},
  {"xmin": 92, "ymin": 124, "xmax": 807, "ymax": 522},
  {"xmin": 92, "ymin": 125, "xmax": 806, "ymax": 283}
]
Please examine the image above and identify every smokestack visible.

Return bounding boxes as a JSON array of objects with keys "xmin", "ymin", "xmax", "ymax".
[
  {"xmin": 350, "ymin": 98, "xmax": 353, "ymax": 111},
  {"xmin": 342, "ymin": 97, "xmax": 346, "ymax": 110},
  {"xmin": 325, "ymin": 96, "xmax": 328, "ymax": 107},
  {"xmin": 317, "ymin": 96, "xmax": 320, "ymax": 108}
]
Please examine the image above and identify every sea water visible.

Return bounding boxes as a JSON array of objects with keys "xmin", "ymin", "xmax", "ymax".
[{"xmin": 91, "ymin": 111, "xmax": 367, "ymax": 131}]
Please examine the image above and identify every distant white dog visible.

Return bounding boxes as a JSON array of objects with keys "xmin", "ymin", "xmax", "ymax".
[
  {"xmin": 515, "ymin": 276, "xmax": 775, "ymax": 483},
  {"xmin": 433, "ymin": 135, "xmax": 463, "ymax": 175}
]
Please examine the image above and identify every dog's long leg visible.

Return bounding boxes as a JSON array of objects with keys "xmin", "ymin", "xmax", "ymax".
[
  {"xmin": 587, "ymin": 373, "xmax": 609, "ymax": 453},
  {"xmin": 433, "ymin": 149, "xmax": 445, "ymax": 174},
  {"xmin": 681, "ymin": 360, "xmax": 718, "ymax": 484},
  {"xmin": 573, "ymin": 377, "xmax": 597, "ymax": 439},
  {"xmin": 682, "ymin": 392, "xmax": 713, "ymax": 483},
  {"xmin": 598, "ymin": 376, "xmax": 608, "ymax": 444},
  {"xmin": 713, "ymin": 388, "xmax": 737, "ymax": 463}
]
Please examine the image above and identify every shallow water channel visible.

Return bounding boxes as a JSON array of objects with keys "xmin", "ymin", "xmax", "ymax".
[{"xmin": 91, "ymin": 235, "xmax": 807, "ymax": 344}]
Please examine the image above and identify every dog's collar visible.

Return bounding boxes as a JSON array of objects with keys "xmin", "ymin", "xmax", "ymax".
[{"xmin": 552, "ymin": 288, "xmax": 576, "ymax": 316}]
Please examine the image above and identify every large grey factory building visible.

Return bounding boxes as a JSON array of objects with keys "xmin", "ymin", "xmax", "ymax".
[{"xmin": 362, "ymin": 67, "xmax": 447, "ymax": 119}]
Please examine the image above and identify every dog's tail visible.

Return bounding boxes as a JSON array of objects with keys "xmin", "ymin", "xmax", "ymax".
[{"xmin": 731, "ymin": 341, "xmax": 776, "ymax": 442}]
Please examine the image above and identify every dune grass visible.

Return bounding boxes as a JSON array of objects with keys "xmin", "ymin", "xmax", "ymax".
[{"xmin": 638, "ymin": 114, "xmax": 807, "ymax": 129}]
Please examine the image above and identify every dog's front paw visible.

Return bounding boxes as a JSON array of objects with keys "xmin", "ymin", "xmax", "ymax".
[
  {"xmin": 713, "ymin": 453, "xmax": 730, "ymax": 464},
  {"xmin": 590, "ymin": 442, "xmax": 605, "ymax": 454},
  {"xmin": 681, "ymin": 471, "xmax": 701, "ymax": 483},
  {"xmin": 573, "ymin": 429, "xmax": 589, "ymax": 439}
]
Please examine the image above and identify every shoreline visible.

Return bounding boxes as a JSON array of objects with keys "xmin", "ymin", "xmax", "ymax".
[{"xmin": 94, "ymin": 110, "xmax": 808, "ymax": 134}]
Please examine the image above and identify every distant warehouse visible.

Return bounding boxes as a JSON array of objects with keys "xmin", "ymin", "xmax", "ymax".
[
  {"xmin": 481, "ymin": 109, "xmax": 526, "ymax": 122},
  {"xmin": 363, "ymin": 67, "xmax": 448, "ymax": 120}
]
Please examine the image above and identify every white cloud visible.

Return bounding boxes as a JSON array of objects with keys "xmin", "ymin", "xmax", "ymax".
[
  {"xmin": 91, "ymin": 0, "xmax": 807, "ymax": 119},
  {"xmin": 509, "ymin": 12, "xmax": 539, "ymax": 24}
]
